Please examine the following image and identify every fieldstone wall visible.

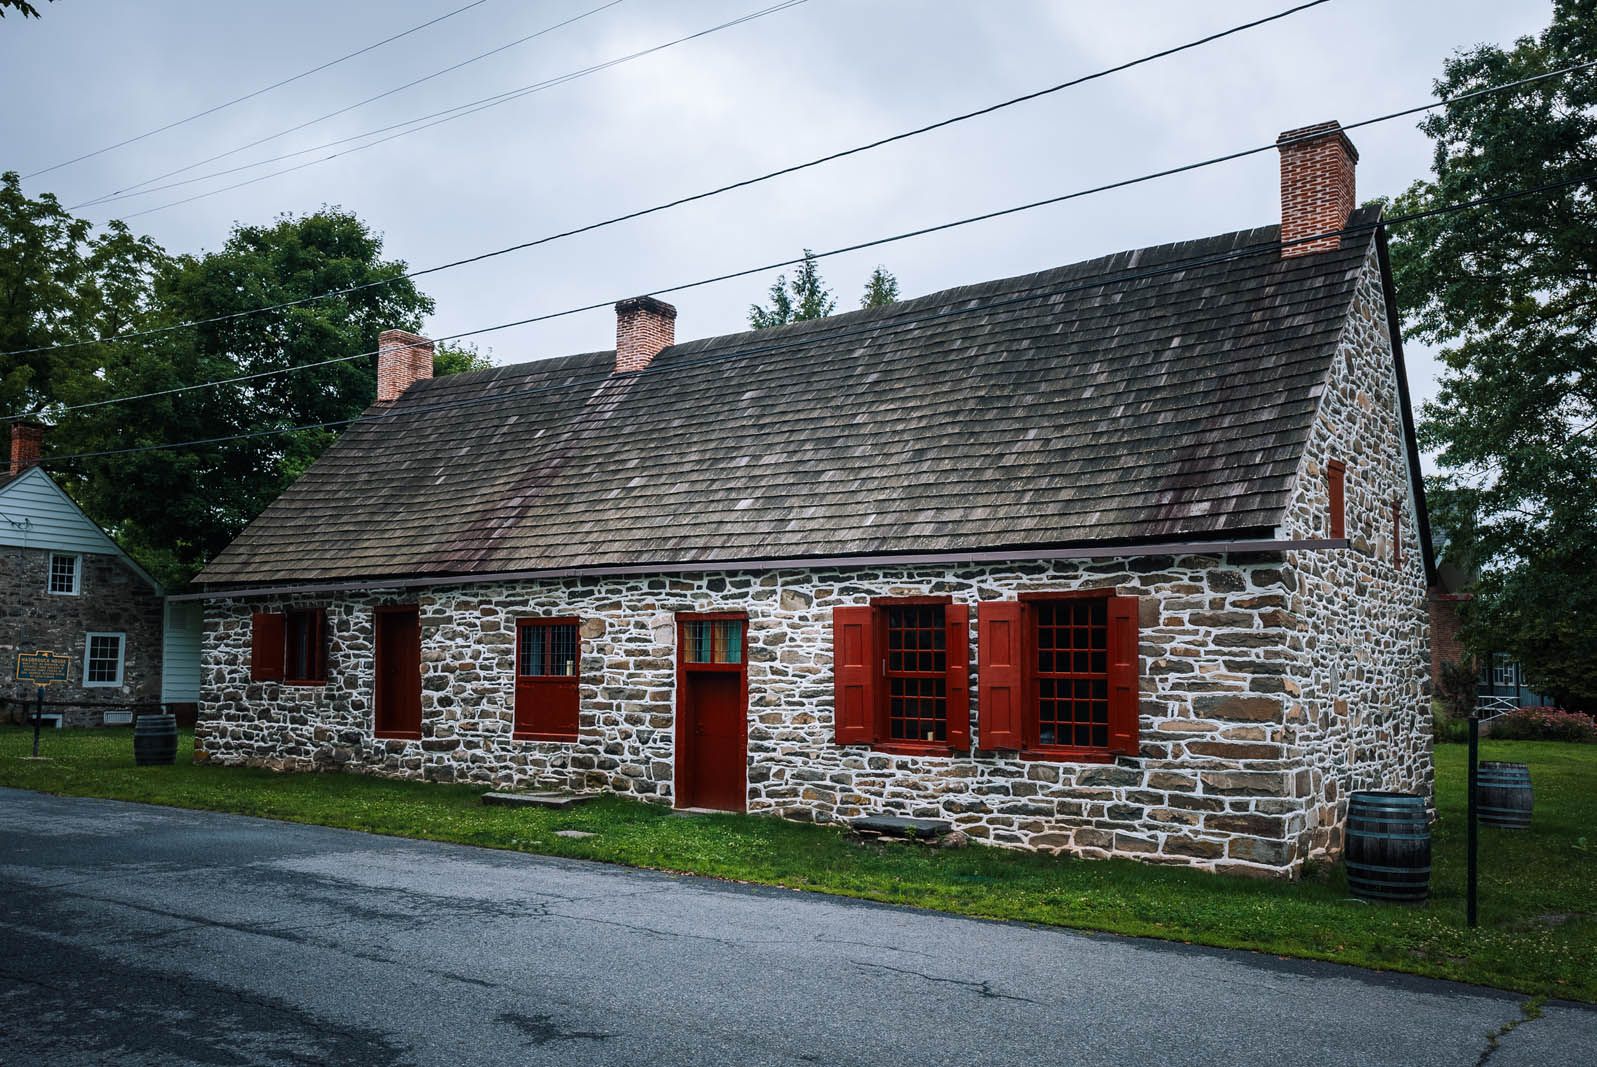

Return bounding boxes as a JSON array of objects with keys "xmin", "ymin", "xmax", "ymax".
[
  {"xmin": 1278, "ymin": 238, "xmax": 1434, "ymax": 863},
  {"xmin": 199, "ymin": 547, "xmax": 1352, "ymax": 877},
  {"xmin": 0, "ymin": 548, "xmax": 164, "ymax": 726}
]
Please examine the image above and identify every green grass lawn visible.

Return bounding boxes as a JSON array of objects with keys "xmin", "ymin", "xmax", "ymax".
[{"xmin": 2, "ymin": 725, "xmax": 1593, "ymax": 1000}]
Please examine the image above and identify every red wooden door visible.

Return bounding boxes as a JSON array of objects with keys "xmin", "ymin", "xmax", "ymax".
[
  {"xmin": 374, "ymin": 607, "xmax": 421, "ymax": 738},
  {"xmin": 681, "ymin": 672, "xmax": 746, "ymax": 811}
]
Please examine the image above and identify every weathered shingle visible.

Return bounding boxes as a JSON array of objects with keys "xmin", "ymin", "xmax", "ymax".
[{"xmin": 197, "ymin": 209, "xmax": 1382, "ymax": 586}]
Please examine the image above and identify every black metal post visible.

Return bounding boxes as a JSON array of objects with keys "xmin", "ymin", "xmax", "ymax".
[
  {"xmin": 32, "ymin": 686, "xmax": 43, "ymax": 758},
  {"xmin": 1467, "ymin": 713, "xmax": 1479, "ymax": 928}
]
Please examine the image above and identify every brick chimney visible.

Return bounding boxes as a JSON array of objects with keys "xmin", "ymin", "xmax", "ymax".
[
  {"xmin": 614, "ymin": 296, "xmax": 676, "ymax": 374},
  {"xmin": 9, "ymin": 422, "xmax": 43, "ymax": 478},
  {"xmin": 1277, "ymin": 121, "xmax": 1359, "ymax": 257},
  {"xmin": 376, "ymin": 329, "xmax": 434, "ymax": 402}
]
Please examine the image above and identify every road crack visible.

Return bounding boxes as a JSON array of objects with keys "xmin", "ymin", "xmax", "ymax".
[
  {"xmin": 852, "ymin": 960, "xmax": 1040, "ymax": 1005},
  {"xmin": 1475, "ymin": 996, "xmax": 1546, "ymax": 1067}
]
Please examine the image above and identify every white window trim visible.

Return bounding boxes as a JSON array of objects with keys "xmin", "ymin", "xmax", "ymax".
[
  {"xmin": 83, "ymin": 631, "xmax": 125, "ymax": 688},
  {"xmin": 47, "ymin": 553, "xmax": 82, "ymax": 596}
]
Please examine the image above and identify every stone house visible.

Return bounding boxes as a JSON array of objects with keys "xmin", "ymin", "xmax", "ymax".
[
  {"xmin": 190, "ymin": 121, "xmax": 1434, "ymax": 877},
  {"xmin": 1, "ymin": 424, "xmax": 200, "ymax": 727}
]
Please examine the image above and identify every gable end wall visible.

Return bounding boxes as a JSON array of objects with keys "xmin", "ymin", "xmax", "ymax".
[{"xmin": 1278, "ymin": 240, "xmax": 1434, "ymax": 863}]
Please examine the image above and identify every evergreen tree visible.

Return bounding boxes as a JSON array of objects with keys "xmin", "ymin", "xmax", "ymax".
[{"xmin": 860, "ymin": 265, "xmax": 899, "ymax": 310}]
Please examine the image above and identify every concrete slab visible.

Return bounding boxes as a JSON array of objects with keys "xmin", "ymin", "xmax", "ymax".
[{"xmin": 480, "ymin": 791, "xmax": 599, "ymax": 809}]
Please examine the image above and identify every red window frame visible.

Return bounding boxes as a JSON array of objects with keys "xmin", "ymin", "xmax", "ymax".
[
  {"xmin": 250, "ymin": 609, "xmax": 326, "ymax": 685},
  {"xmin": 1327, "ymin": 459, "xmax": 1346, "ymax": 540},
  {"xmin": 514, "ymin": 617, "xmax": 581, "ymax": 742},
  {"xmin": 977, "ymin": 591, "xmax": 1139, "ymax": 763},
  {"xmin": 832, "ymin": 597, "xmax": 971, "ymax": 755},
  {"xmin": 674, "ymin": 611, "xmax": 750, "ymax": 810},
  {"xmin": 1392, "ymin": 496, "xmax": 1403, "ymax": 569},
  {"xmin": 283, "ymin": 608, "xmax": 327, "ymax": 685},
  {"xmin": 373, "ymin": 605, "xmax": 422, "ymax": 740}
]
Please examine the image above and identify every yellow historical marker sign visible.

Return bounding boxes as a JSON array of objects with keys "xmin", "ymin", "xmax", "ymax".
[{"xmin": 16, "ymin": 651, "xmax": 70, "ymax": 686}]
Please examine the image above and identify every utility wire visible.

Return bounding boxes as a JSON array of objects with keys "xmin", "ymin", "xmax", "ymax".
[
  {"xmin": 23, "ymin": 0, "xmax": 494, "ymax": 181},
  {"xmin": 0, "ymin": 0, "xmax": 1339, "ymax": 358},
  {"xmin": 75, "ymin": 0, "xmax": 1317, "ymax": 212},
  {"xmin": 27, "ymin": 48, "xmax": 1593, "ymax": 369},
  {"xmin": 73, "ymin": 0, "xmax": 628, "ymax": 210},
  {"xmin": 32, "ymin": 171, "xmax": 1595, "ymax": 466},
  {"xmin": 10, "ymin": 56, "xmax": 1591, "ymax": 418},
  {"xmin": 110, "ymin": 0, "xmax": 806, "ymax": 221}
]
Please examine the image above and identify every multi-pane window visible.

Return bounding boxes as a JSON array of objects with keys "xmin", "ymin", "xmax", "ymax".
[
  {"xmin": 519, "ymin": 621, "xmax": 579, "ymax": 677},
  {"xmin": 1034, "ymin": 598, "xmax": 1109, "ymax": 750},
  {"xmin": 48, "ymin": 553, "xmax": 80, "ymax": 595},
  {"xmin": 832, "ymin": 600, "xmax": 970, "ymax": 750},
  {"xmin": 974, "ymin": 595, "xmax": 1139, "ymax": 759},
  {"xmin": 515, "ymin": 619, "xmax": 580, "ymax": 740},
  {"xmin": 684, "ymin": 619, "xmax": 743, "ymax": 665},
  {"xmin": 885, "ymin": 605, "xmax": 948, "ymax": 742},
  {"xmin": 83, "ymin": 632, "xmax": 124, "ymax": 687},
  {"xmin": 1491, "ymin": 655, "xmax": 1517, "ymax": 689}
]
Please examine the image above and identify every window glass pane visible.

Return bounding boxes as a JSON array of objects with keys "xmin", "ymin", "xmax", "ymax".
[
  {"xmin": 883, "ymin": 605, "xmax": 947, "ymax": 742},
  {"xmin": 1033, "ymin": 599, "xmax": 1110, "ymax": 749},
  {"xmin": 86, "ymin": 635, "xmax": 121, "ymax": 683},
  {"xmin": 519, "ymin": 622, "xmax": 579, "ymax": 677},
  {"xmin": 285, "ymin": 611, "xmax": 313, "ymax": 680},
  {"xmin": 684, "ymin": 620, "xmax": 742, "ymax": 664},
  {"xmin": 49, "ymin": 554, "xmax": 77, "ymax": 594},
  {"xmin": 550, "ymin": 624, "xmax": 578, "ymax": 676}
]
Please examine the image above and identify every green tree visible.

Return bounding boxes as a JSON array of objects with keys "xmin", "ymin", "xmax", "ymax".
[
  {"xmin": 433, "ymin": 340, "xmax": 492, "ymax": 376},
  {"xmin": 860, "ymin": 265, "xmax": 899, "ymax": 310},
  {"xmin": 54, "ymin": 208, "xmax": 434, "ymax": 586},
  {"xmin": 0, "ymin": 172, "xmax": 170, "ymax": 417},
  {"xmin": 1386, "ymin": 0, "xmax": 1597, "ymax": 712},
  {"xmin": 0, "ymin": 1, "xmax": 53, "ymax": 17},
  {"xmin": 748, "ymin": 250, "xmax": 836, "ymax": 329}
]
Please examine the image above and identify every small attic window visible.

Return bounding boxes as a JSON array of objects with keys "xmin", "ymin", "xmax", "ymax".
[
  {"xmin": 48, "ymin": 553, "xmax": 81, "ymax": 595},
  {"xmin": 1326, "ymin": 460, "xmax": 1346, "ymax": 540}
]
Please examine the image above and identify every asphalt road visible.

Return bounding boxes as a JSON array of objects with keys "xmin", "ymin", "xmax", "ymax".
[{"xmin": 1, "ymin": 789, "xmax": 1592, "ymax": 1067}]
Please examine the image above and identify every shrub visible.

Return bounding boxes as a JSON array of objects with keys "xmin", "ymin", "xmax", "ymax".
[
  {"xmin": 1486, "ymin": 707, "xmax": 1597, "ymax": 743},
  {"xmin": 1430, "ymin": 702, "xmax": 1472, "ymax": 744}
]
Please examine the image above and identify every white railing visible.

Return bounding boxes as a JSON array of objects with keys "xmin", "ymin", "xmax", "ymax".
[{"xmin": 1474, "ymin": 694, "xmax": 1521, "ymax": 718}]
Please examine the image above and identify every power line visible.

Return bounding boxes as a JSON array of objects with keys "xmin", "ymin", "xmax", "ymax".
[
  {"xmin": 72, "ymin": 0, "xmax": 628, "ymax": 210},
  {"xmin": 0, "ymin": 0, "xmax": 1337, "ymax": 359},
  {"xmin": 23, "ymin": 0, "xmax": 494, "ymax": 181},
  {"xmin": 32, "ymin": 172, "xmax": 1595, "ymax": 466},
  {"xmin": 109, "ymin": 0, "xmax": 809, "ymax": 221},
  {"xmin": 10, "ymin": 55, "xmax": 1591, "ymax": 416},
  {"xmin": 75, "ymin": 0, "xmax": 1318, "ymax": 213}
]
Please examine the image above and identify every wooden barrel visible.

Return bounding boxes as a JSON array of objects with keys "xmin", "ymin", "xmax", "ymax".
[
  {"xmin": 1478, "ymin": 762, "xmax": 1533, "ymax": 829},
  {"xmin": 1345, "ymin": 791, "xmax": 1430, "ymax": 903},
  {"xmin": 133, "ymin": 712, "xmax": 179, "ymax": 766}
]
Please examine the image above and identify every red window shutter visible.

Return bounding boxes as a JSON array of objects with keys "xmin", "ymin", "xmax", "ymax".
[
  {"xmin": 1392, "ymin": 498, "xmax": 1403, "ymax": 568},
  {"xmin": 945, "ymin": 603, "xmax": 971, "ymax": 750},
  {"xmin": 1107, "ymin": 596, "xmax": 1141, "ymax": 756},
  {"xmin": 1327, "ymin": 460, "xmax": 1346, "ymax": 539},
  {"xmin": 251, "ymin": 612, "xmax": 285, "ymax": 682},
  {"xmin": 311, "ymin": 609, "xmax": 328, "ymax": 683},
  {"xmin": 832, "ymin": 606, "xmax": 877, "ymax": 745},
  {"xmin": 976, "ymin": 601, "xmax": 1024, "ymax": 750}
]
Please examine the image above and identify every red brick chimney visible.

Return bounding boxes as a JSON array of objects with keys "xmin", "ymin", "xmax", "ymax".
[
  {"xmin": 1277, "ymin": 121, "xmax": 1359, "ymax": 257},
  {"xmin": 614, "ymin": 296, "xmax": 677, "ymax": 374},
  {"xmin": 9, "ymin": 422, "xmax": 43, "ymax": 478},
  {"xmin": 376, "ymin": 329, "xmax": 434, "ymax": 402}
]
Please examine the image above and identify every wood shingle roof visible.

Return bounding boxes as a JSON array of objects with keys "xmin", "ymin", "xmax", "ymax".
[{"xmin": 197, "ymin": 208, "xmax": 1383, "ymax": 586}]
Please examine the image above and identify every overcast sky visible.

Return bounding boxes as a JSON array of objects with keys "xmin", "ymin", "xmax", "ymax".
[{"xmin": 0, "ymin": 0, "xmax": 1555, "ymax": 471}]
